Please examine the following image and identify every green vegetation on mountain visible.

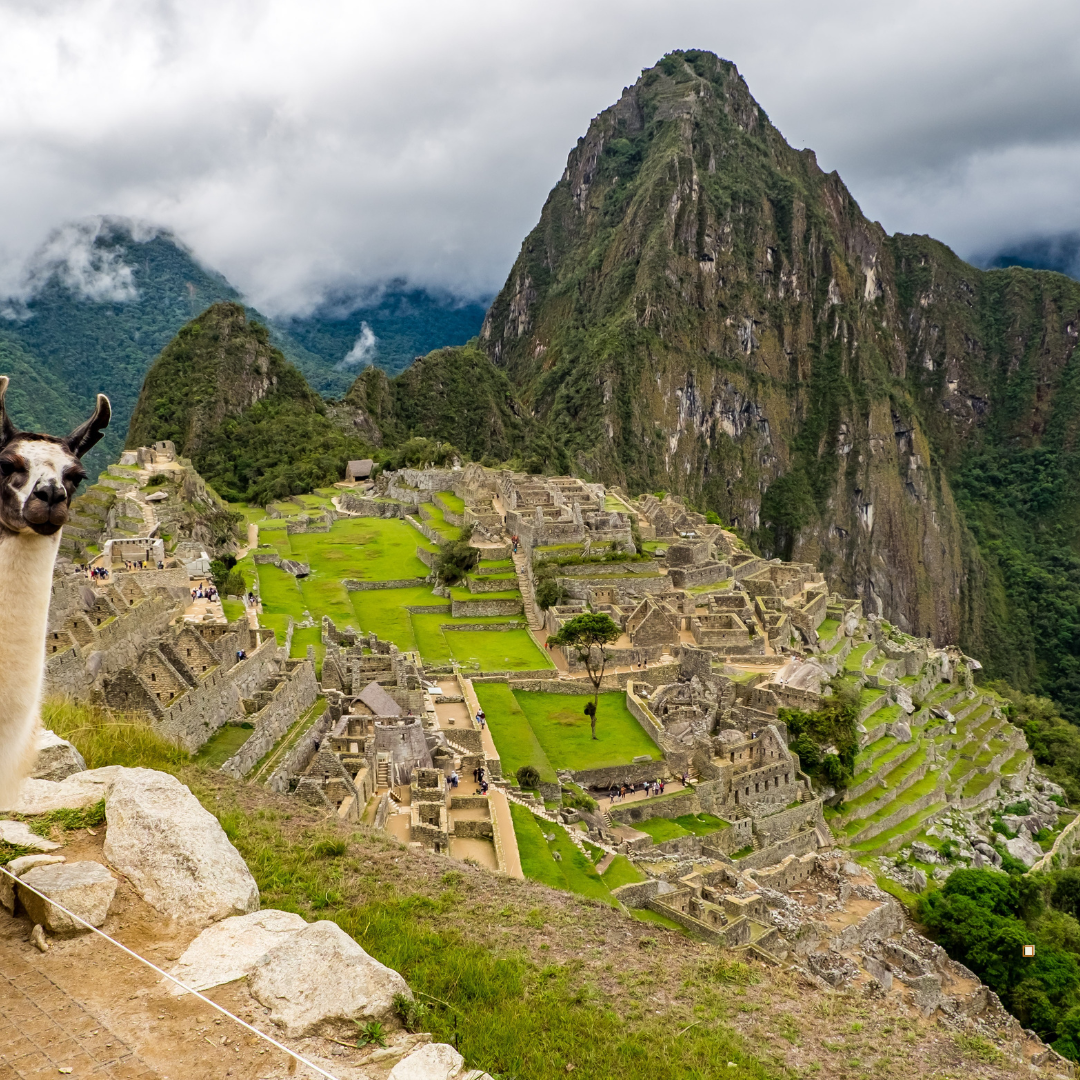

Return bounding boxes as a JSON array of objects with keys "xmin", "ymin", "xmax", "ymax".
[
  {"xmin": 0, "ymin": 221, "xmax": 240, "ymax": 466},
  {"xmin": 127, "ymin": 302, "xmax": 371, "ymax": 503},
  {"xmin": 279, "ymin": 285, "xmax": 488, "ymax": 390},
  {"xmin": 337, "ymin": 49, "xmax": 1080, "ymax": 719},
  {"xmin": 920, "ymin": 868, "xmax": 1080, "ymax": 1056},
  {"xmin": 340, "ymin": 344, "xmax": 539, "ymax": 464}
]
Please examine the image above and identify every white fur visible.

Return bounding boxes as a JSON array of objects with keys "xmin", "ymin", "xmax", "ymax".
[
  {"xmin": 7, "ymin": 442, "xmax": 74, "ymax": 522},
  {"xmin": 0, "ymin": 527, "xmax": 60, "ymax": 809}
]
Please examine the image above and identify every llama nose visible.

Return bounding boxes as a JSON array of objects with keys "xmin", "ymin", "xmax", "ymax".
[{"xmin": 32, "ymin": 481, "xmax": 65, "ymax": 506}]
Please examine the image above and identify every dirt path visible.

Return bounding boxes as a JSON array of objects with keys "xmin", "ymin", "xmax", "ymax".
[{"xmin": 488, "ymin": 787, "xmax": 523, "ymax": 878}]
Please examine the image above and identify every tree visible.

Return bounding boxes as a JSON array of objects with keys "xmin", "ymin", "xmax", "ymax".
[
  {"xmin": 434, "ymin": 540, "xmax": 479, "ymax": 586},
  {"xmin": 547, "ymin": 613, "xmax": 621, "ymax": 739}
]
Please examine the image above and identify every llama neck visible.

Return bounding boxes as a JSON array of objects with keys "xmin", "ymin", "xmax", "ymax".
[{"xmin": 0, "ymin": 529, "xmax": 60, "ymax": 675}]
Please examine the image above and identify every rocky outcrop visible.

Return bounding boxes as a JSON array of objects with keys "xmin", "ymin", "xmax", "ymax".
[
  {"xmin": 31, "ymin": 729, "xmax": 87, "ymax": 782},
  {"xmin": 0, "ymin": 855, "xmax": 66, "ymax": 914},
  {"xmin": 388, "ymin": 1043, "xmax": 465, "ymax": 1080},
  {"xmin": 103, "ymin": 768, "xmax": 259, "ymax": 924},
  {"xmin": 166, "ymin": 909, "xmax": 308, "ymax": 993},
  {"xmin": 248, "ymin": 920, "xmax": 411, "ymax": 1037},
  {"xmin": 18, "ymin": 861, "xmax": 116, "ymax": 933}
]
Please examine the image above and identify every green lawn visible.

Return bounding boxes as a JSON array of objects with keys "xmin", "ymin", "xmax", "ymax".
[
  {"xmin": 444, "ymin": 630, "xmax": 551, "ymax": 672},
  {"xmin": 450, "ymin": 586, "xmax": 522, "ymax": 602},
  {"xmin": 222, "ymin": 598, "xmax": 246, "ymax": 622},
  {"xmin": 816, "ymin": 618, "xmax": 841, "ymax": 640},
  {"xmin": 193, "ymin": 723, "xmax": 253, "ymax": 768},
  {"xmin": 513, "ymin": 690, "xmax": 660, "ymax": 770},
  {"xmin": 633, "ymin": 813, "xmax": 729, "ymax": 843},
  {"xmin": 509, "ymin": 803, "xmax": 613, "ymax": 903},
  {"xmin": 475, "ymin": 683, "xmax": 557, "ymax": 784},
  {"xmin": 289, "ymin": 517, "xmax": 429, "ymax": 581},
  {"xmin": 844, "ymin": 642, "xmax": 874, "ymax": 672},
  {"xmin": 601, "ymin": 855, "xmax": 646, "ymax": 889},
  {"xmin": 435, "ymin": 491, "xmax": 465, "ymax": 515},
  {"xmin": 420, "ymin": 502, "xmax": 461, "ymax": 542},
  {"xmin": 351, "ymin": 585, "xmax": 444, "ymax": 651}
]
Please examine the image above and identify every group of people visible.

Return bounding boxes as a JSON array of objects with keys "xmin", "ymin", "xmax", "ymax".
[
  {"xmin": 608, "ymin": 778, "xmax": 667, "ymax": 803},
  {"xmin": 510, "ymin": 534, "xmax": 519, "ymax": 554},
  {"xmin": 474, "ymin": 709, "xmax": 486, "ymax": 728},
  {"xmin": 472, "ymin": 764, "xmax": 488, "ymax": 794},
  {"xmin": 87, "ymin": 565, "xmax": 110, "ymax": 580},
  {"xmin": 191, "ymin": 583, "xmax": 218, "ymax": 602},
  {"xmin": 122, "ymin": 559, "xmax": 160, "ymax": 571},
  {"xmin": 235, "ymin": 648, "xmax": 248, "ymax": 662}
]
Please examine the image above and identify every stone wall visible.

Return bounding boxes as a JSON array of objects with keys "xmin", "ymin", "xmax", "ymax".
[
  {"xmin": 751, "ymin": 799, "xmax": 825, "ymax": 846},
  {"xmin": 451, "ymin": 819, "xmax": 494, "ymax": 840},
  {"xmin": 570, "ymin": 761, "xmax": 670, "ymax": 791},
  {"xmin": 748, "ymin": 852, "xmax": 817, "ymax": 891},
  {"xmin": 451, "ymin": 597, "xmax": 523, "ymax": 617},
  {"xmin": 339, "ymin": 494, "xmax": 409, "ymax": 518},
  {"xmin": 345, "ymin": 578, "xmax": 428, "ymax": 590},
  {"xmin": 735, "ymin": 827, "xmax": 821, "ymax": 870},
  {"xmin": 220, "ymin": 662, "xmax": 320, "ymax": 778},
  {"xmin": 443, "ymin": 622, "xmax": 523, "ymax": 632},
  {"xmin": 155, "ymin": 639, "xmax": 284, "ymax": 751},
  {"xmin": 266, "ymin": 703, "xmax": 337, "ymax": 794},
  {"xmin": 610, "ymin": 790, "xmax": 698, "ymax": 825}
]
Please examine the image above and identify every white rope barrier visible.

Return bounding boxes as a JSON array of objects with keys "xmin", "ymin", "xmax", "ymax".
[{"xmin": 0, "ymin": 865, "xmax": 342, "ymax": 1080}]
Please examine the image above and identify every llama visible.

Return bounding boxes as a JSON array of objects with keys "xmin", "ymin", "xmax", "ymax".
[{"xmin": 0, "ymin": 376, "xmax": 110, "ymax": 809}]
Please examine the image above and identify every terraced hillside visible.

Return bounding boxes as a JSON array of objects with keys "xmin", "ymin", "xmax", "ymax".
[{"xmin": 229, "ymin": 492, "xmax": 551, "ymax": 674}]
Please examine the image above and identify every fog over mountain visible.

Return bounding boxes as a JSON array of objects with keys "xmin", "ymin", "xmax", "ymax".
[{"xmin": 2, "ymin": 1, "xmax": 1080, "ymax": 315}]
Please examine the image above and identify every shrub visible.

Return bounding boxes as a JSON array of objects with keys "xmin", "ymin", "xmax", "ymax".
[
  {"xmin": 535, "ymin": 577, "xmax": 566, "ymax": 610},
  {"xmin": 434, "ymin": 540, "xmax": 479, "ymax": 586},
  {"xmin": 516, "ymin": 764, "xmax": 541, "ymax": 790}
]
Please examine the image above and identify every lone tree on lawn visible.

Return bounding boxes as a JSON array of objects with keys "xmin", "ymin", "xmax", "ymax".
[{"xmin": 547, "ymin": 612, "xmax": 621, "ymax": 739}]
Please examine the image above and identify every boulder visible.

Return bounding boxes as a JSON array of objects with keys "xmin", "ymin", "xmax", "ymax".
[
  {"xmin": 388, "ymin": 1043, "xmax": 464, "ymax": 1080},
  {"xmin": 0, "ymin": 820, "xmax": 60, "ymax": 851},
  {"xmin": 167, "ymin": 909, "xmax": 308, "ymax": 994},
  {"xmin": 911, "ymin": 842, "xmax": 938, "ymax": 864},
  {"xmin": 909, "ymin": 869, "xmax": 927, "ymax": 893},
  {"xmin": 18, "ymin": 861, "xmax": 116, "ymax": 933},
  {"xmin": 103, "ymin": 768, "xmax": 259, "ymax": 924},
  {"xmin": 889, "ymin": 721, "xmax": 912, "ymax": 743},
  {"xmin": 248, "ymin": 920, "xmax": 411, "ymax": 1037},
  {"xmin": 1004, "ymin": 835, "xmax": 1043, "ymax": 868},
  {"xmin": 0, "ymin": 855, "xmax": 66, "ymax": 913},
  {"xmin": 12, "ymin": 768, "xmax": 119, "ymax": 815},
  {"xmin": 32, "ymin": 730, "xmax": 87, "ymax": 782}
]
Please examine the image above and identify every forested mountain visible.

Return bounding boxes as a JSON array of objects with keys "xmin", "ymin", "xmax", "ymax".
[
  {"xmin": 279, "ymin": 286, "xmax": 488, "ymax": 394},
  {"xmin": 0, "ymin": 220, "xmax": 484, "ymax": 467},
  {"xmin": 343, "ymin": 50, "xmax": 1080, "ymax": 718},
  {"xmin": 126, "ymin": 302, "xmax": 369, "ymax": 503},
  {"xmin": 0, "ymin": 221, "xmax": 238, "ymax": 466}
]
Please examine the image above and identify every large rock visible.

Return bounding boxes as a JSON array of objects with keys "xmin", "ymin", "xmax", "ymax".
[
  {"xmin": 1004, "ymin": 835, "xmax": 1043, "ymax": 868},
  {"xmin": 0, "ymin": 855, "xmax": 65, "ymax": 914},
  {"xmin": 103, "ymin": 768, "xmax": 259, "ymax": 924},
  {"xmin": 248, "ymin": 920, "xmax": 411, "ymax": 1037},
  {"xmin": 388, "ymin": 1043, "xmax": 464, "ymax": 1080},
  {"xmin": 32, "ymin": 730, "xmax": 87, "ymax": 782},
  {"xmin": 12, "ymin": 767, "xmax": 121, "ymax": 815},
  {"xmin": 0, "ymin": 820, "xmax": 61, "ymax": 851},
  {"xmin": 167, "ymin": 909, "xmax": 308, "ymax": 994},
  {"xmin": 18, "ymin": 861, "xmax": 116, "ymax": 933}
]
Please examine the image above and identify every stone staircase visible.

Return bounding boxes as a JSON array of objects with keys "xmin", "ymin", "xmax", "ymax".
[
  {"xmin": 502, "ymin": 786, "xmax": 618, "ymax": 857},
  {"xmin": 511, "ymin": 550, "xmax": 544, "ymax": 632}
]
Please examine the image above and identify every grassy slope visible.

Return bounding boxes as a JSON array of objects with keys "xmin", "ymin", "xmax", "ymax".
[
  {"xmin": 474, "ymin": 683, "xmax": 558, "ymax": 783},
  {"xmin": 26, "ymin": 698, "xmax": 1029, "ymax": 1080}
]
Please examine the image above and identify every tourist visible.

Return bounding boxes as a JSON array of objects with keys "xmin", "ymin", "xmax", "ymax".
[
  {"xmin": 477, "ymin": 766, "xmax": 485, "ymax": 784},
  {"xmin": 473, "ymin": 767, "xmax": 479, "ymax": 783},
  {"xmin": 659, "ymin": 779, "xmax": 665, "ymax": 795},
  {"xmin": 450, "ymin": 771, "xmax": 459, "ymax": 788},
  {"xmin": 480, "ymin": 780, "xmax": 488, "ymax": 794},
  {"xmin": 682, "ymin": 771, "xmax": 689, "ymax": 787}
]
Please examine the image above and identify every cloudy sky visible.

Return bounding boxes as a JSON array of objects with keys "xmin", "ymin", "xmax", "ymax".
[{"xmin": 1, "ymin": 0, "xmax": 1077, "ymax": 315}]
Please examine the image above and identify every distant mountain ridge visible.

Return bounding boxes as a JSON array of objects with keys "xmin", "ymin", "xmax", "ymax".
[{"xmin": 0, "ymin": 219, "xmax": 485, "ymax": 467}]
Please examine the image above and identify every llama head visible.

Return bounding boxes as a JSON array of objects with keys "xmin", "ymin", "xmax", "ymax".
[{"xmin": 0, "ymin": 376, "xmax": 111, "ymax": 537}]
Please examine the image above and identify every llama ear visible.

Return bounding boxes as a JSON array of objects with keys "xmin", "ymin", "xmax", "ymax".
[
  {"xmin": 65, "ymin": 394, "xmax": 111, "ymax": 458},
  {"xmin": 0, "ymin": 376, "xmax": 16, "ymax": 448}
]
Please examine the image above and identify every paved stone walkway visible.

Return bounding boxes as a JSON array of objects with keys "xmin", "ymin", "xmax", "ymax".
[{"xmin": 0, "ymin": 945, "xmax": 157, "ymax": 1079}]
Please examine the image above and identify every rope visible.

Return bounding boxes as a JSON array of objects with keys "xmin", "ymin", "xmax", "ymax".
[{"xmin": 0, "ymin": 864, "xmax": 342, "ymax": 1080}]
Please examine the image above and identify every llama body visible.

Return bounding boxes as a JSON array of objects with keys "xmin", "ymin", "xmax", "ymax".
[
  {"xmin": 0, "ymin": 529, "xmax": 62, "ymax": 806},
  {"xmin": 0, "ymin": 377, "xmax": 110, "ymax": 809}
]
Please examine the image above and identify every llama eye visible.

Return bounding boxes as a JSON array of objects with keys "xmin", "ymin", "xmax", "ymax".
[{"xmin": 0, "ymin": 459, "xmax": 15, "ymax": 477}]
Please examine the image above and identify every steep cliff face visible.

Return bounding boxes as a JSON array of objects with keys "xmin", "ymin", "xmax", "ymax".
[{"xmin": 478, "ymin": 50, "xmax": 972, "ymax": 643}]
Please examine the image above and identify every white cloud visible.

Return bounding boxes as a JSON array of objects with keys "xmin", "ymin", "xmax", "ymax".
[
  {"xmin": 337, "ymin": 322, "xmax": 377, "ymax": 369},
  {"xmin": 0, "ymin": 1, "xmax": 1078, "ymax": 315}
]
